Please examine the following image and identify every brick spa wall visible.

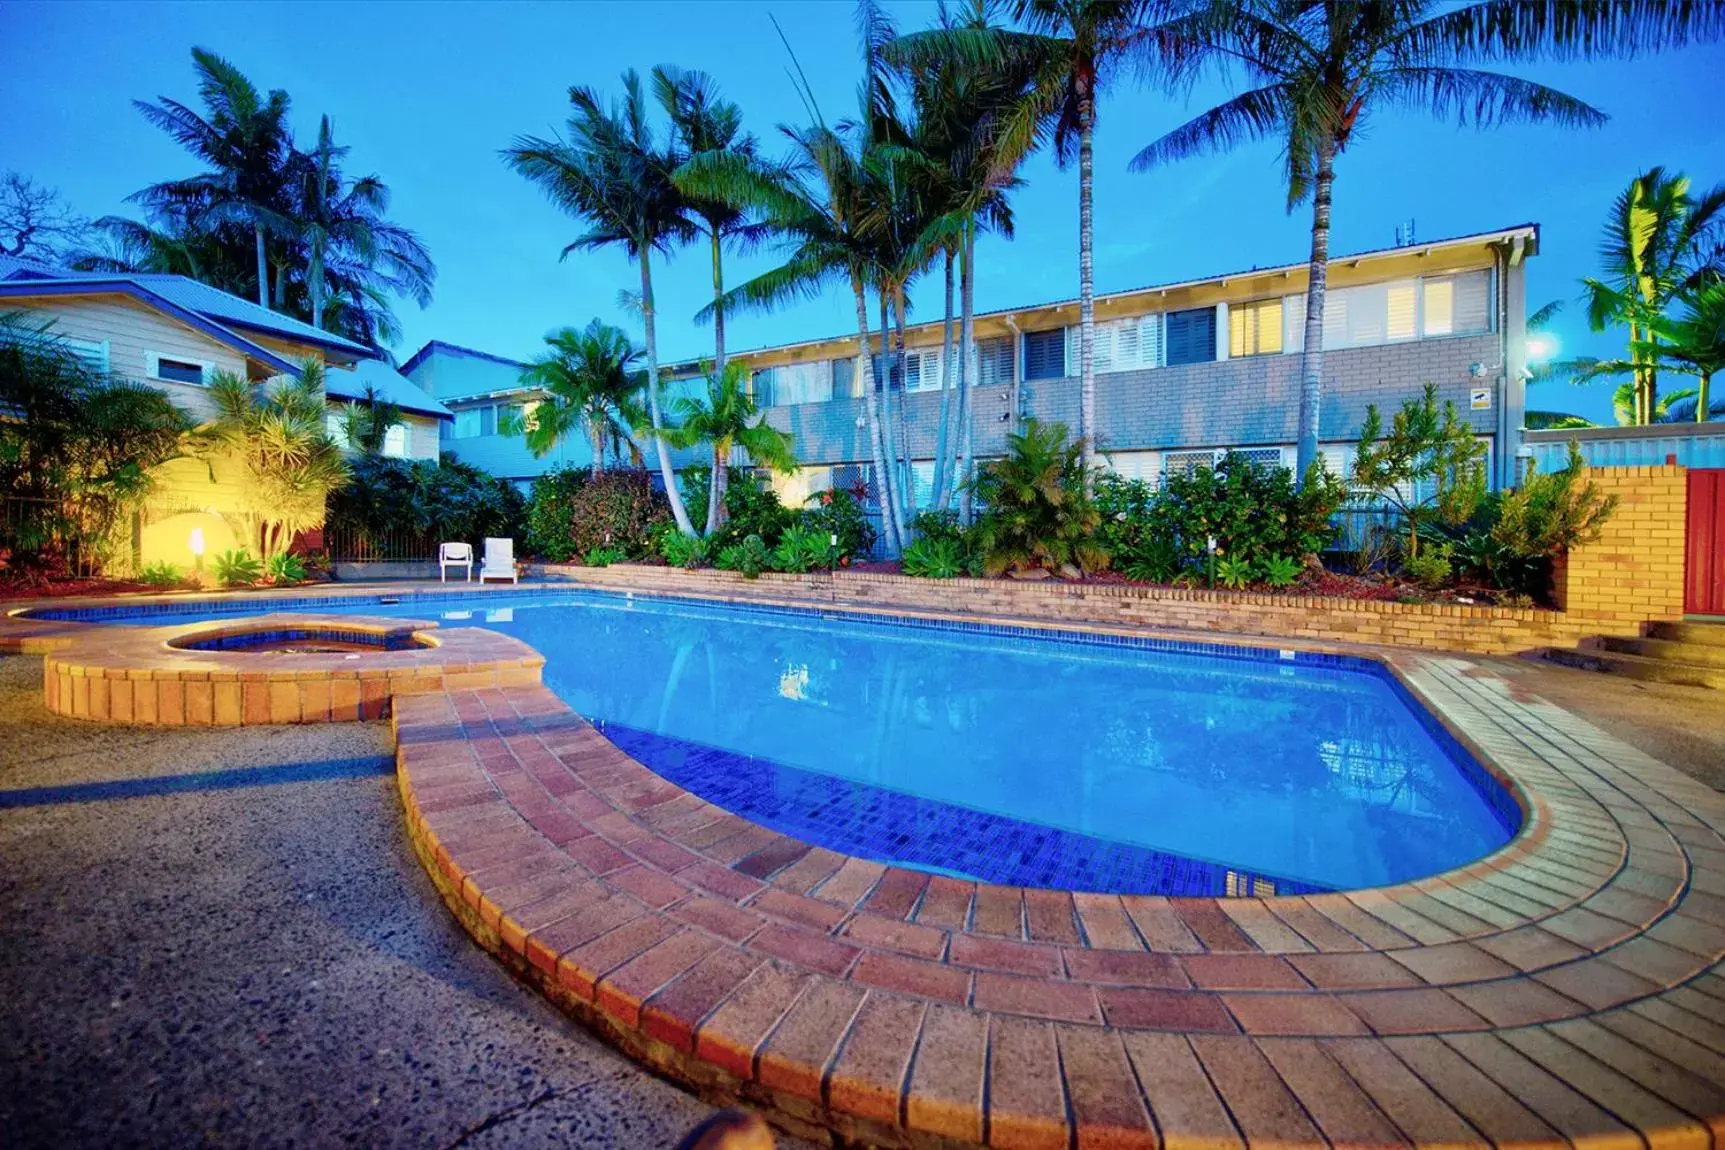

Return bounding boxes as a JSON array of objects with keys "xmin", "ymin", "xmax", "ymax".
[{"xmin": 542, "ymin": 465, "xmax": 1690, "ymax": 656}]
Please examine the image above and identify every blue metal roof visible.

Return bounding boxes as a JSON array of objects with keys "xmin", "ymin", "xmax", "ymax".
[
  {"xmin": 325, "ymin": 358, "xmax": 453, "ymax": 420},
  {"xmin": 398, "ymin": 339, "xmax": 526, "ymax": 377}
]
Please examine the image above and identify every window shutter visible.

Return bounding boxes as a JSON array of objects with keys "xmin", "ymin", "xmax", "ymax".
[
  {"xmin": 1140, "ymin": 315, "xmax": 1163, "ymax": 368},
  {"xmin": 751, "ymin": 368, "xmax": 776, "ymax": 407},
  {"xmin": 1453, "ymin": 271, "xmax": 1491, "ymax": 333},
  {"xmin": 1165, "ymin": 308, "xmax": 1216, "ymax": 366},
  {"xmin": 1111, "ymin": 318, "xmax": 1142, "ymax": 371},
  {"xmin": 976, "ymin": 337, "xmax": 1013, "ymax": 387},
  {"xmin": 1284, "ymin": 294, "xmax": 1306, "ymax": 353},
  {"xmin": 1386, "ymin": 283, "xmax": 1417, "ymax": 340},
  {"xmin": 63, "ymin": 337, "xmax": 110, "ymax": 374},
  {"xmin": 1023, "ymin": 329, "xmax": 1066, "ymax": 380}
]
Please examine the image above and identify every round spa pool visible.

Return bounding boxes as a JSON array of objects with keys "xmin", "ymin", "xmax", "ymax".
[{"xmin": 49, "ymin": 589, "xmax": 1519, "ymax": 895}]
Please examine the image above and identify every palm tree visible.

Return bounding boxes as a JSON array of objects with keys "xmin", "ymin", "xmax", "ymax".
[
  {"xmin": 132, "ymin": 48, "xmax": 292, "ymax": 309},
  {"xmin": 194, "ymin": 362, "xmax": 348, "ymax": 559},
  {"xmin": 511, "ymin": 319, "xmax": 647, "ymax": 477},
  {"xmin": 894, "ymin": 0, "xmax": 1163, "ymax": 482},
  {"xmin": 1654, "ymin": 282, "xmax": 1725, "ymax": 422},
  {"xmin": 504, "ymin": 72, "xmax": 701, "ymax": 536},
  {"xmin": 1582, "ymin": 167, "xmax": 1725, "ymax": 424},
  {"xmin": 660, "ymin": 360, "xmax": 797, "ymax": 533},
  {"xmin": 286, "ymin": 116, "xmax": 437, "ymax": 342},
  {"xmin": 337, "ymin": 385, "xmax": 404, "ymax": 457},
  {"xmin": 661, "ymin": 67, "xmax": 768, "ymax": 387},
  {"xmin": 1131, "ymin": 1, "xmax": 1724, "ymax": 476}
]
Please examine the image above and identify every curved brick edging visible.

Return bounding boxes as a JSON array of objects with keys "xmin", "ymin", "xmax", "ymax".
[
  {"xmin": 40, "ymin": 613, "xmax": 543, "ymax": 724},
  {"xmin": 7, "ymin": 584, "xmax": 1724, "ymax": 1145}
]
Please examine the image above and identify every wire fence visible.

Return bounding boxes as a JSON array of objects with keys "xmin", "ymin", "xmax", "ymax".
[
  {"xmin": 319, "ymin": 524, "xmax": 441, "ymax": 563},
  {"xmin": 1328, "ymin": 504, "xmax": 1408, "ymax": 557}
]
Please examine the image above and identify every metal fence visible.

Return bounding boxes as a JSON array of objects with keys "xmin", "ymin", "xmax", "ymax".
[
  {"xmin": 319, "ymin": 524, "xmax": 440, "ymax": 563},
  {"xmin": 1328, "ymin": 505, "xmax": 1408, "ymax": 557},
  {"xmin": 1, "ymin": 495, "xmax": 102, "ymax": 578}
]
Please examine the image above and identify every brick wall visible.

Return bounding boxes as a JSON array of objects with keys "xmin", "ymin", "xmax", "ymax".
[
  {"xmin": 540, "ymin": 465, "xmax": 1689, "ymax": 656},
  {"xmin": 1553, "ymin": 464, "xmax": 1688, "ymax": 627}
]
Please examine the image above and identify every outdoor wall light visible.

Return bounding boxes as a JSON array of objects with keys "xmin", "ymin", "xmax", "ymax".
[
  {"xmin": 1525, "ymin": 333, "xmax": 1558, "ymax": 362},
  {"xmin": 188, "ymin": 527, "xmax": 205, "ymax": 572}
]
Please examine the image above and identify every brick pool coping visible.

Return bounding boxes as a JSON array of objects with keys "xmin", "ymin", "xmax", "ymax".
[{"xmin": 5, "ymin": 583, "xmax": 1725, "ymax": 1147}]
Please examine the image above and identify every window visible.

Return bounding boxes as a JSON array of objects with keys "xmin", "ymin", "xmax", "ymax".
[
  {"xmin": 1163, "ymin": 450, "xmax": 1217, "ymax": 480},
  {"xmin": 453, "ymin": 406, "xmax": 484, "ymax": 439},
  {"xmin": 480, "ymin": 404, "xmax": 497, "ymax": 437},
  {"xmin": 1023, "ymin": 328, "xmax": 1066, "ymax": 380},
  {"xmin": 750, "ymin": 368, "xmax": 776, "ymax": 407},
  {"xmin": 832, "ymin": 356, "xmax": 860, "ymax": 398},
  {"xmin": 910, "ymin": 460, "xmax": 936, "ymax": 508},
  {"xmin": 1421, "ymin": 270, "xmax": 1491, "ymax": 336},
  {"xmin": 1080, "ymin": 316, "xmax": 1161, "ymax": 373},
  {"xmin": 382, "ymin": 423, "xmax": 410, "ymax": 458},
  {"xmin": 146, "ymin": 352, "xmax": 210, "ymax": 386},
  {"xmin": 325, "ymin": 411, "xmax": 350, "ymax": 447},
  {"xmin": 766, "ymin": 360, "xmax": 833, "ymax": 406},
  {"xmin": 63, "ymin": 337, "xmax": 110, "ymax": 374},
  {"xmin": 1164, "ymin": 308, "xmax": 1216, "ymax": 366},
  {"xmin": 1229, "ymin": 299, "xmax": 1283, "ymax": 358},
  {"xmin": 976, "ymin": 337, "xmax": 1014, "ymax": 388},
  {"xmin": 1324, "ymin": 280, "xmax": 1418, "ymax": 348},
  {"xmin": 1105, "ymin": 450, "xmax": 1160, "ymax": 482},
  {"xmin": 895, "ymin": 348, "xmax": 944, "ymax": 393}
]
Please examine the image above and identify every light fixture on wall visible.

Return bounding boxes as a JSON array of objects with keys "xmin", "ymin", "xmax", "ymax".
[{"xmin": 188, "ymin": 527, "xmax": 205, "ymax": 573}]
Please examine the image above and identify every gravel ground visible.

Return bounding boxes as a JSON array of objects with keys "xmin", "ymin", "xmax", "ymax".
[{"xmin": 0, "ymin": 654, "xmax": 750, "ymax": 1149}]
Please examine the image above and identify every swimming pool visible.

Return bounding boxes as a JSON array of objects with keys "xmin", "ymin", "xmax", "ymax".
[{"xmin": 51, "ymin": 590, "xmax": 1518, "ymax": 895}]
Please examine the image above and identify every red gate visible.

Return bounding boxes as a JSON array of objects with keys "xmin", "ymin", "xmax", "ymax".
[{"xmin": 1687, "ymin": 469, "xmax": 1725, "ymax": 616}]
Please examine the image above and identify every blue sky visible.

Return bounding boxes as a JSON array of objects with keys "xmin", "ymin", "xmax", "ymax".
[{"xmin": 4, "ymin": 1, "xmax": 1723, "ymax": 424}]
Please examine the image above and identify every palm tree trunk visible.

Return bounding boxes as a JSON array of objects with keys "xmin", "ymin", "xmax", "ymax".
[
  {"xmin": 589, "ymin": 418, "xmax": 604, "ymax": 479},
  {"xmin": 273, "ymin": 261, "xmax": 287, "ymax": 311},
  {"xmin": 310, "ymin": 238, "xmax": 325, "ymax": 331},
  {"xmin": 254, "ymin": 223, "xmax": 269, "ymax": 310},
  {"xmin": 876, "ymin": 292, "xmax": 907, "ymax": 552},
  {"xmin": 1077, "ymin": 90, "xmax": 1097, "ymax": 486},
  {"xmin": 894, "ymin": 287, "xmax": 914, "ymax": 527},
  {"xmin": 1296, "ymin": 142, "xmax": 1336, "ymax": 479},
  {"xmin": 639, "ymin": 253, "xmax": 697, "ymax": 536},
  {"xmin": 1700, "ymin": 370, "xmax": 1712, "ymax": 423},
  {"xmin": 932, "ymin": 249, "xmax": 956, "ymax": 509},
  {"xmin": 957, "ymin": 223, "xmax": 978, "ymax": 524},
  {"xmin": 851, "ymin": 274, "xmax": 901, "ymax": 558},
  {"xmin": 707, "ymin": 445, "xmax": 723, "ymax": 535},
  {"xmin": 709, "ymin": 224, "xmax": 728, "ymax": 536}
]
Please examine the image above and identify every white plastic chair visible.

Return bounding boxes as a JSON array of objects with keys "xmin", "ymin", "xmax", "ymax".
[
  {"xmin": 479, "ymin": 537, "xmax": 518, "ymax": 584},
  {"xmin": 438, "ymin": 541, "xmax": 473, "ymax": 583}
]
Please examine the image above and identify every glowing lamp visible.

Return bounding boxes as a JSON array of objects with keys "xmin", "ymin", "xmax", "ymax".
[
  {"xmin": 1525, "ymin": 334, "xmax": 1557, "ymax": 362},
  {"xmin": 189, "ymin": 527, "xmax": 205, "ymax": 572}
]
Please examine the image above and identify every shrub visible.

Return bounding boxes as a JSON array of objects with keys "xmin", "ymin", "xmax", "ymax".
[
  {"xmin": 524, "ymin": 468, "xmax": 590, "ymax": 561},
  {"xmin": 718, "ymin": 474, "xmax": 795, "ymax": 550},
  {"xmin": 582, "ymin": 545, "xmax": 627, "ymax": 567},
  {"xmin": 328, "ymin": 455, "xmax": 527, "ymax": 555},
  {"xmin": 1403, "ymin": 543, "xmax": 1454, "ymax": 588},
  {"xmin": 902, "ymin": 536, "xmax": 965, "ymax": 579},
  {"xmin": 265, "ymin": 552, "xmax": 307, "ymax": 584},
  {"xmin": 771, "ymin": 523, "xmax": 831, "ymax": 573},
  {"xmin": 1258, "ymin": 554, "xmax": 1302, "ymax": 588},
  {"xmin": 800, "ymin": 484, "xmax": 876, "ymax": 560},
  {"xmin": 137, "ymin": 561, "xmax": 184, "ymax": 589},
  {"xmin": 1351, "ymin": 383, "xmax": 1487, "ymax": 562},
  {"xmin": 658, "ymin": 527, "xmax": 711, "ymax": 569},
  {"xmin": 715, "ymin": 534, "xmax": 772, "ymax": 579},
  {"xmin": 213, "ymin": 548, "xmax": 263, "ymax": 587},
  {"xmin": 971, "ymin": 419, "xmax": 1108, "ymax": 577},
  {"xmin": 1215, "ymin": 554, "xmax": 1254, "ymax": 589},
  {"xmin": 560, "ymin": 469, "xmax": 668, "ymax": 559}
]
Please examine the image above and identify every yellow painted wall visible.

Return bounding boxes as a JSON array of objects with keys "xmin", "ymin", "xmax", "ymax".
[{"xmin": 137, "ymin": 510, "xmax": 240, "ymax": 575}]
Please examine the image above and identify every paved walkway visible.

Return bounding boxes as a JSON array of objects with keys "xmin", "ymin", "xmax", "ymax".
[{"xmin": 0, "ymin": 655, "xmax": 736, "ymax": 1148}]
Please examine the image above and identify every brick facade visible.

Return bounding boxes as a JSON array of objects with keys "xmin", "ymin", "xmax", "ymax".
[{"xmin": 1552, "ymin": 463, "xmax": 1688, "ymax": 626}]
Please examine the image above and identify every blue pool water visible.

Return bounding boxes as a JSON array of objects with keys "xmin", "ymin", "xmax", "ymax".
[{"xmin": 52, "ymin": 590, "xmax": 1518, "ymax": 894}]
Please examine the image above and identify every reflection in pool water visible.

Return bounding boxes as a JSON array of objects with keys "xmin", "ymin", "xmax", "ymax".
[{"xmin": 79, "ymin": 592, "xmax": 1517, "ymax": 893}]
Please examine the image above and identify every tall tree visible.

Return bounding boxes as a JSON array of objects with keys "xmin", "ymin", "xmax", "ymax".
[
  {"xmin": 505, "ymin": 72, "xmax": 701, "ymax": 535},
  {"xmin": 1581, "ymin": 167, "xmax": 1725, "ymax": 424},
  {"xmin": 662, "ymin": 66, "xmax": 770, "ymax": 527},
  {"xmin": 1132, "ymin": 1, "xmax": 1723, "ymax": 475},
  {"xmin": 660, "ymin": 360, "xmax": 798, "ymax": 532},
  {"xmin": 895, "ymin": 0, "xmax": 1165, "ymax": 484},
  {"xmin": 285, "ymin": 116, "xmax": 437, "ymax": 340},
  {"xmin": 0, "ymin": 172, "xmax": 92, "ymax": 262},
  {"xmin": 133, "ymin": 48, "xmax": 293, "ymax": 309},
  {"xmin": 510, "ymin": 319, "xmax": 647, "ymax": 477}
]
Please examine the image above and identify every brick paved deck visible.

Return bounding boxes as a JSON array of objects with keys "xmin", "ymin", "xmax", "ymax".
[{"xmin": 6, "ymin": 584, "xmax": 1724, "ymax": 1147}]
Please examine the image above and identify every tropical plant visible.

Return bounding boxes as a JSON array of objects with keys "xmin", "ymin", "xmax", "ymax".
[
  {"xmin": 0, "ymin": 311, "xmax": 189, "ymax": 574},
  {"xmin": 659, "ymin": 360, "xmax": 796, "ymax": 534},
  {"xmin": 191, "ymin": 362, "xmax": 348, "ymax": 561},
  {"xmin": 212, "ymin": 547, "xmax": 263, "ymax": 586},
  {"xmin": 265, "ymin": 551, "xmax": 307, "ymax": 583},
  {"xmin": 1650, "ymin": 281, "xmax": 1725, "ymax": 421},
  {"xmin": 771, "ymin": 523, "xmax": 832, "ymax": 573},
  {"xmin": 327, "ymin": 455, "xmax": 525, "ymax": 552},
  {"xmin": 281, "ymin": 115, "xmax": 436, "ymax": 345},
  {"xmin": 800, "ymin": 484, "xmax": 877, "ymax": 562},
  {"xmin": 1215, "ymin": 554, "xmax": 1254, "ymax": 589},
  {"xmin": 1577, "ymin": 167, "xmax": 1725, "ymax": 425},
  {"xmin": 523, "ymin": 468, "xmax": 590, "ymax": 561},
  {"xmin": 1402, "ymin": 545, "xmax": 1453, "ymax": 589},
  {"xmin": 1131, "ymin": 1, "xmax": 1725, "ymax": 475},
  {"xmin": 335, "ymin": 386, "xmax": 403, "ymax": 457},
  {"xmin": 524, "ymin": 468, "xmax": 665, "ymax": 561},
  {"xmin": 658, "ymin": 526, "xmax": 711, "ymax": 569},
  {"xmin": 137, "ymin": 561, "xmax": 186, "ymax": 589},
  {"xmin": 1351, "ymin": 384, "xmax": 1487, "ymax": 561},
  {"xmin": 902, "ymin": 535, "xmax": 967, "ymax": 578},
  {"xmin": 130, "ymin": 47, "xmax": 292, "ymax": 308},
  {"xmin": 504, "ymin": 70, "xmax": 701, "ymax": 537},
  {"xmin": 582, "ymin": 545, "xmax": 628, "ymax": 567},
  {"xmin": 1492, "ymin": 440, "xmax": 1618, "ymax": 559},
  {"xmin": 1257, "ymin": 553, "xmax": 1301, "ymax": 588},
  {"xmin": 509, "ymin": 320, "xmax": 646, "ymax": 476},
  {"xmin": 1151, "ymin": 454, "xmax": 1343, "ymax": 575},
  {"xmin": 897, "ymin": 0, "xmax": 1170, "ymax": 484},
  {"xmin": 715, "ymin": 533, "xmax": 772, "ymax": 579},
  {"xmin": 970, "ymin": 418, "xmax": 1107, "ymax": 576}
]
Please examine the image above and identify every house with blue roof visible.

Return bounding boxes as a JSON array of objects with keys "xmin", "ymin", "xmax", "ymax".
[{"xmin": 0, "ymin": 253, "xmax": 451, "ymax": 569}]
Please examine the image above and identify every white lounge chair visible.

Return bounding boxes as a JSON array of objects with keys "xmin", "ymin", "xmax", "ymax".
[
  {"xmin": 438, "ymin": 541, "xmax": 473, "ymax": 583},
  {"xmin": 479, "ymin": 537, "xmax": 518, "ymax": 584}
]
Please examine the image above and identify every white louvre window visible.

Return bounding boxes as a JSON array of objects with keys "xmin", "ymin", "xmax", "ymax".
[
  {"xmin": 1422, "ymin": 270, "xmax": 1492, "ymax": 336},
  {"xmin": 909, "ymin": 460, "xmax": 936, "ymax": 507},
  {"xmin": 1323, "ymin": 281, "xmax": 1418, "ymax": 349},
  {"xmin": 900, "ymin": 349, "xmax": 945, "ymax": 393},
  {"xmin": 1106, "ymin": 450, "xmax": 1160, "ymax": 482},
  {"xmin": 770, "ymin": 361, "xmax": 833, "ymax": 406},
  {"xmin": 383, "ymin": 423, "xmax": 410, "ymax": 458},
  {"xmin": 1076, "ymin": 316, "xmax": 1161, "ymax": 373},
  {"xmin": 1319, "ymin": 443, "xmax": 1356, "ymax": 481},
  {"xmin": 62, "ymin": 337, "xmax": 110, "ymax": 374},
  {"xmin": 453, "ymin": 407, "xmax": 482, "ymax": 439},
  {"xmin": 1284, "ymin": 293, "xmax": 1306, "ymax": 353}
]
